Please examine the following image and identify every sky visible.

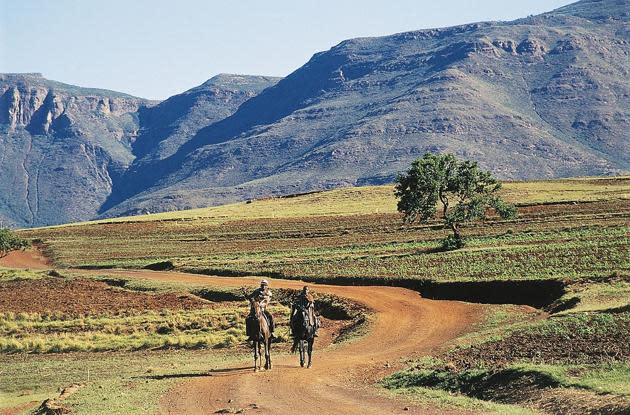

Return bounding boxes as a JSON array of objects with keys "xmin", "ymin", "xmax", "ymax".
[{"xmin": 2, "ymin": 0, "xmax": 574, "ymax": 100}]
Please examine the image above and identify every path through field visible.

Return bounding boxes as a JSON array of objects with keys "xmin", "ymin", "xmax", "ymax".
[
  {"xmin": 94, "ymin": 269, "xmax": 485, "ymax": 414},
  {"xmin": 2, "ymin": 249, "xmax": 485, "ymax": 414}
]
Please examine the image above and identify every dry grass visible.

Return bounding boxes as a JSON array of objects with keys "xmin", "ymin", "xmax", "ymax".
[{"xmin": 30, "ymin": 176, "xmax": 630, "ymax": 228}]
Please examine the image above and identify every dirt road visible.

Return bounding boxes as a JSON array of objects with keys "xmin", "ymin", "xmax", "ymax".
[
  {"xmin": 98, "ymin": 269, "xmax": 484, "ymax": 414},
  {"xmin": 2, "ymin": 250, "xmax": 485, "ymax": 414}
]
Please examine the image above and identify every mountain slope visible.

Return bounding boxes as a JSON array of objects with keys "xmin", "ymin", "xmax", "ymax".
[
  {"xmin": 0, "ymin": 73, "xmax": 147, "ymax": 227},
  {"xmin": 0, "ymin": 74, "xmax": 279, "ymax": 226},
  {"xmin": 131, "ymin": 74, "xmax": 281, "ymax": 162},
  {"xmin": 100, "ymin": 0, "xmax": 629, "ymax": 217}
]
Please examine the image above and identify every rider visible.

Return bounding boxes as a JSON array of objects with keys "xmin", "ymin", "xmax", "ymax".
[
  {"xmin": 249, "ymin": 279, "xmax": 275, "ymax": 338},
  {"xmin": 291, "ymin": 286, "xmax": 318, "ymax": 335}
]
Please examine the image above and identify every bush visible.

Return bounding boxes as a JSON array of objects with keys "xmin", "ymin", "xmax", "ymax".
[
  {"xmin": 441, "ymin": 235, "xmax": 465, "ymax": 251},
  {"xmin": 0, "ymin": 228, "xmax": 29, "ymax": 257}
]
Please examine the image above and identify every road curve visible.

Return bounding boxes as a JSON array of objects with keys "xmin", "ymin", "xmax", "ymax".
[
  {"xmin": 100, "ymin": 269, "xmax": 484, "ymax": 415},
  {"xmin": 1, "ymin": 250, "xmax": 485, "ymax": 414}
]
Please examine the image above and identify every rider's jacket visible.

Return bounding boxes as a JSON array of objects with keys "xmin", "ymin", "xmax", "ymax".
[
  {"xmin": 292, "ymin": 293, "xmax": 317, "ymax": 326},
  {"xmin": 249, "ymin": 287, "xmax": 272, "ymax": 309},
  {"xmin": 294, "ymin": 293, "xmax": 314, "ymax": 310}
]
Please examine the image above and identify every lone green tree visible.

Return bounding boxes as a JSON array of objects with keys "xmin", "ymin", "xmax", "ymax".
[
  {"xmin": 0, "ymin": 228, "xmax": 29, "ymax": 257},
  {"xmin": 395, "ymin": 153, "xmax": 516, "ymax": 249}
]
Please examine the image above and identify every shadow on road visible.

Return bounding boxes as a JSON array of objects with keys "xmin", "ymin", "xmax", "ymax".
[{"xmin": 139, "ymin": 366, "xmax": 255, "ymax": 380}]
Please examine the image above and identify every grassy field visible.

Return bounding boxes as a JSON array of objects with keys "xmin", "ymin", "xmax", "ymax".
[
  {"xmin": 21, "ymin": 177, "xmax": 629, "ymax": 287},
  {"xmin": 0, "ymin": 349, "xmax": 245, "ymax": 415},
  {"xmin": 0, "ymin": 269, "xmax": 295, "ymax": 355},
  {"xmin": 6, "ymin": 175, "xmax": 630, "ymax": 414},
  {"xmin": 0, "ymin": 269, "xmax": 256, "ymax": 413},
  {"xmin": 383, "ymin": 307, "xmax": 630, "ymax": 414}
]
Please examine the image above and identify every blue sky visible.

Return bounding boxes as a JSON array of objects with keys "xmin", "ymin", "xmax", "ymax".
[{"xmin": 2, "ymin": 0, "xmax": 573, "ymax": 100}]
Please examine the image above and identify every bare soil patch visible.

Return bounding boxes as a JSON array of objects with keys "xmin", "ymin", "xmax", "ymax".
[
  {"xmin": 448, "ymin": 314, "xmax": 630, "ymax": 369},
  {"xmin": 0, "ymin": 278, "xmax": 209, "ymax": 316},
  {"xmin": 0, "ymin": 401, "xmax": 40, "ymax": 415},
  {"xmin": 0, "ymin": 248, "xmax": 51, "ymax": 270}
]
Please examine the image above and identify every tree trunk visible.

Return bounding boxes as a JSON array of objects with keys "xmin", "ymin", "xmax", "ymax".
[
  {"xmin": 439, "ymin": 191, "xmax": 448, "ymax": 218},
  {"xmin": 450, "ymin": 222, "xmax": 462, "ymax": 242}
]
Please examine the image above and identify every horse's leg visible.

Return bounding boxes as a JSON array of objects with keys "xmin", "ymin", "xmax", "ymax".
[
  {"xmin": 307, "ymin": 338, "xmax": 314, "ymax": 368},
  {"xmin": 263, "ymin": 338, "xmax": 268, "ymax": 370},
  {"xmin": 253, "ymin": 340, "xmax": 258, "ymax": 372},
  {"xmin": 299, "ymin": 339, "xmax": 305, "ymax": 367},
  {"xmin": 258, "ymin": 341, "xmax": 263, "ymax": 371},
  {"xmin": 265, "ymin": 337, "xmax": 271, "ymax": 370}
]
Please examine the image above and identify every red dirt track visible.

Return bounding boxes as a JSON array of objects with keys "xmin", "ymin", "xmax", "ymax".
[
  {"xmin": 99, "ymin": 269, "xmax": 484, "ymax": 414},
  {"xmin": 4, "ymin": 249, "xmax": 484, "ymax": 414}
]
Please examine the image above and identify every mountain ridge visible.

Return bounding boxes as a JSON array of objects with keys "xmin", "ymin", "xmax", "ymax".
[
  {"xmin": 1, "ymin": 0, "xmax": 628, "ymax": 226},
  {"xmin": 100, "ymin": 0, "xmax": 628, "ymax": 218}
]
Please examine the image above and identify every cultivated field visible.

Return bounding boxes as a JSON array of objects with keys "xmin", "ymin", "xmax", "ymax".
[
  {"xmin": 2, "ymin": 176, "xmax": 629, "ymax": 414},
  {"xmin": 23, "ymin": 177, "xmax": 629, "ymax": 284}
]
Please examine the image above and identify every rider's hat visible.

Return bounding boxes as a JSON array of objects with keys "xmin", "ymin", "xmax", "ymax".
[{"xmin": 260, "ymin": 279, "xmax": 269, "ymax": 286}]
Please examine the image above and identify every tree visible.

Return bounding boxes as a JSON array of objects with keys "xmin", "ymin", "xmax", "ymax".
[
  {"xmin": 395, "ymin": 153, "xmax": 516, "ymax": 249},
  {"xmin": 0, "ymin": 228, "xmax": 29, "ymax": 257}
]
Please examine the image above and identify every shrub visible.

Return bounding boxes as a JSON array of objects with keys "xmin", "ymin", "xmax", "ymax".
[
  {"xmin": 0, "ymin": 228, "xmax": 30, "ymax": 257},
  {"xmin": 441, "ymin": 235, "xmax": 465, "ymax": 251}
]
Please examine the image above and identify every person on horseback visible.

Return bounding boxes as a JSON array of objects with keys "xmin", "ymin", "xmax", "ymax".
[
  {"xmin": 291, "ymin": 286, "xmax": 318, "ymax": 336},
  {"xmin": 248, "ymin": 279, "xmax": 275, "ymax": 339}
]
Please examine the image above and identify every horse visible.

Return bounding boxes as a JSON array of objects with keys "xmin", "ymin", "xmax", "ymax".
[
  {"xmin": 290, "ymin": 303, "xmax": 318, "ymax": 368},
  {"xmin": 246, "ymin": 297, "xmax": 272, "ymax": 372}
]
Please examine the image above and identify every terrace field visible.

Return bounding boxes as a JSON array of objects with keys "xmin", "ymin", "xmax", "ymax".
[
  {"xmin": 3, "ymin": 175, "xmax": 629, "ymax": 414},
  {"xmin": 23, "ymin": 177, "xmax": 629, "ymax": 288}
]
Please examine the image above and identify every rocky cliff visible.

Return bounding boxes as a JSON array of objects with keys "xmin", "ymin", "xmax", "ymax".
[
  {"xmin": 0, "ymin": 73, "xmax": 146, "ymax": 227},
  {"xmin": 0, "ymin": 73, "xmax": 278, "ymax": 226}
]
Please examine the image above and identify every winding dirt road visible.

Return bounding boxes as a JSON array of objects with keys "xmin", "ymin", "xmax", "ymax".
[{"xmin": 2, "ymin": 250, "xmax": 485, "ymax": 414}]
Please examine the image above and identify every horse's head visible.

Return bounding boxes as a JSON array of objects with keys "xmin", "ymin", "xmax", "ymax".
[{"xmin": 249, "ymin": 297, "xmax": 262, "ymax": 315}]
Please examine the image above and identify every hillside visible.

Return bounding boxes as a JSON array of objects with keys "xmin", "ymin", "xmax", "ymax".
[
  {"xmin": 22, "ymin": 176, "xmax": 629, "ymax": 279},
  {"xmin": 100, "ymin": 0, "xmax": 630, "ymax": 218},
  {"xmin": 14, "ymin": 175, "xmax": 630, "ymax": 414},
  {"xmin": 0, "ymin": 73, "xmax": 279, "ymax": 226},
  {"xmin": 1, "ymin": 0, "xmax": 629, "ymax": 227}
]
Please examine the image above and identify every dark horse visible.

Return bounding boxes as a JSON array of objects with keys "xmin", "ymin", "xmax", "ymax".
[
  {"xmin": 290, "ymin": 304, "xmax": 318, "ymax": 368},
  {"xmin": 246, "ymin": 297, "xmax": 272, "ymax": 371}
]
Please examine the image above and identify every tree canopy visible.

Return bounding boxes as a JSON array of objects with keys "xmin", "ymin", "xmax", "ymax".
[{"xmin": 395, "ymin": 153, "xmax": 516, "ymax": 248}]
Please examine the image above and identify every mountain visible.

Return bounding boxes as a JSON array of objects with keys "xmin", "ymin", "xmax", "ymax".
[
  {"xmin": 1, "ymin": 0, "xmax": 628, "ymax": 226},
  {"xmin": 0, "ymin": 73, "xmax": 147, "ymax": 227},
  {"xmin": 0, "ymin": 73, "xmax": 279, "ymax": 226},
  {"xmin": 100, "ymin": 0, "xmax": 629, "ymax": 218}
]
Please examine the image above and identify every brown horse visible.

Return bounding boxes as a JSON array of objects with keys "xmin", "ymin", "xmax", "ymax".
[{"xmin": 247, "ymin": 297, "xmax": 272, "ymax": 372}]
